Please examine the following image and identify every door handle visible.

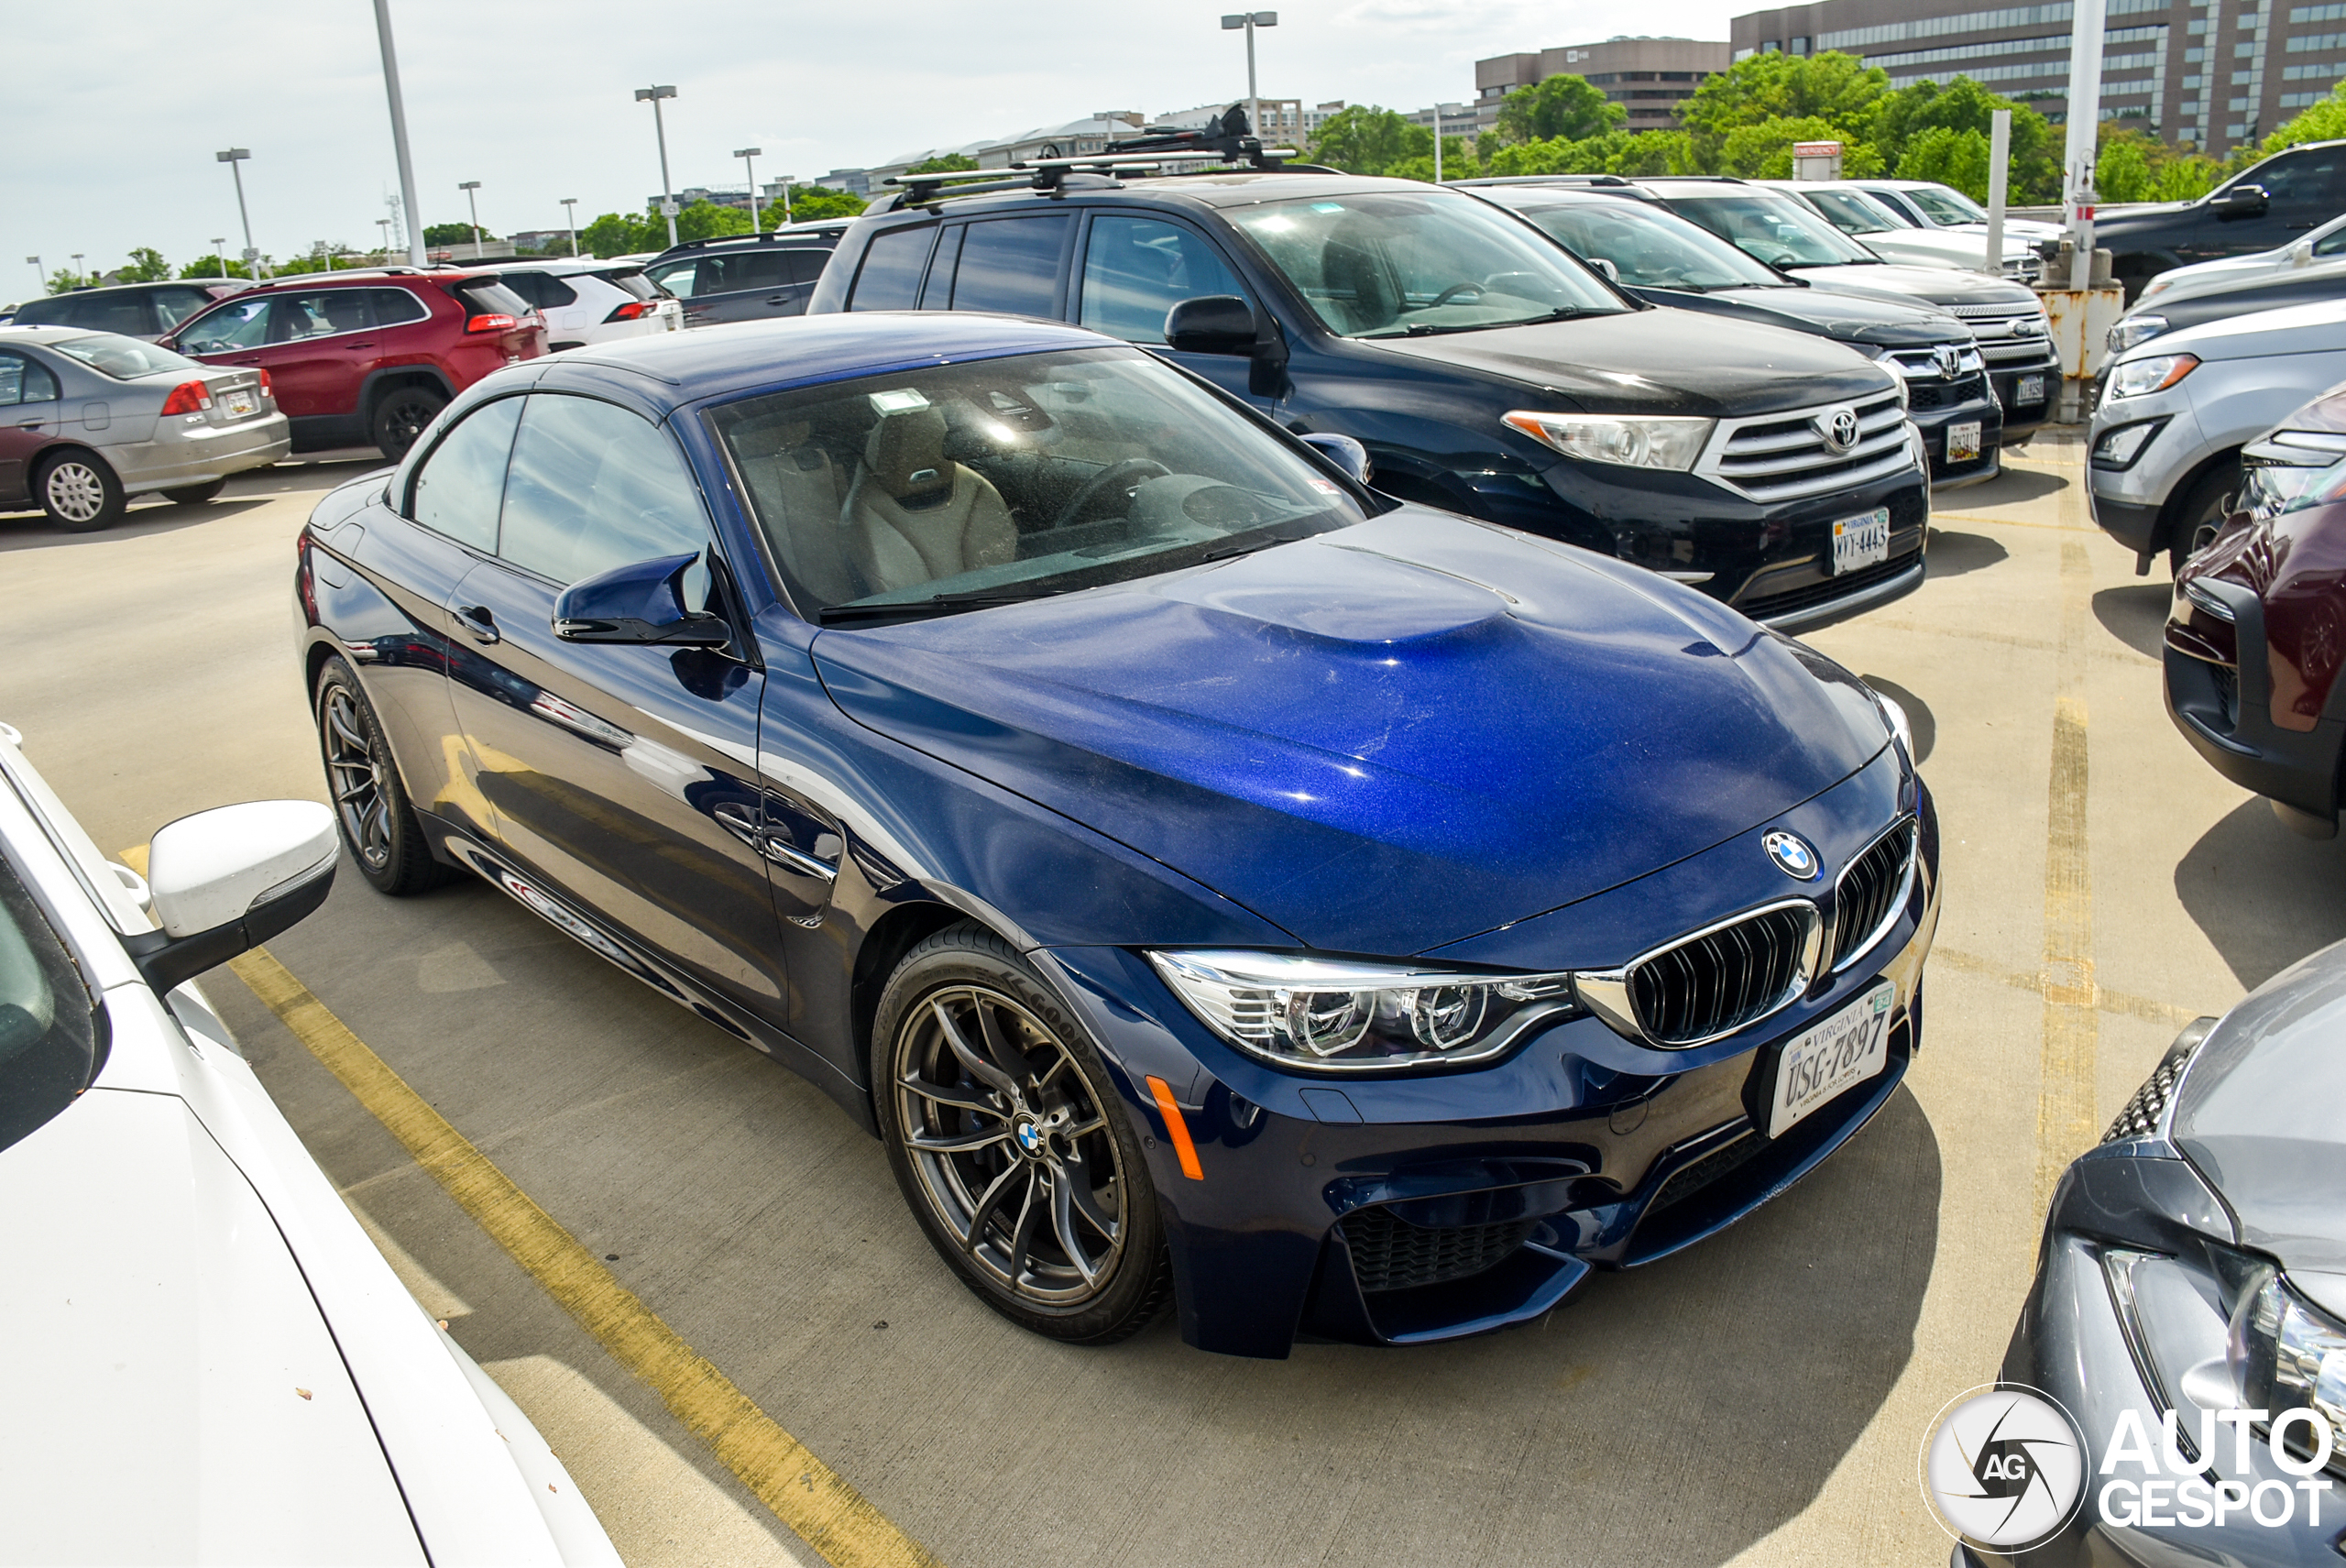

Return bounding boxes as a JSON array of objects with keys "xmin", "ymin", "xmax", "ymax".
[
  {"xmin": 455, "ymin": 605, "xmax": 499, "ymax": 644},
  {"xmin": 16, "ymin": 420, "xmax": 41, "ymax": 430},
  {"xmin": 764, "ymin": 295, "xmax": 789, "ymax": 305}
]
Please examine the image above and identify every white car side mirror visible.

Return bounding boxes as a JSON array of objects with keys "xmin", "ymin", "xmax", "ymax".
[
  {"xmin": 2292, "ymin": 238, "xmax": 2316, "ymax": 267},
  {"xmin": 124, "ymin": 801, "xmax": 337, "ymax": 994}
]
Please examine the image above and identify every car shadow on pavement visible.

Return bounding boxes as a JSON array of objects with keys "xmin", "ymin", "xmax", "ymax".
[
  {"xmin": 2177, "ymin": 797, "xmax": 2346, "ymax": 990},
  {"xmin": 1924, "ymin": 528, "xmax": 2009, "ymax": 581},
  {"xmin": 1959, "ymin": 463, "xmax": 2068, "ymax": 507},
  {"xmin": 2092, "ymin": 583, "xmax": 2173, "ymax": 661},
  {"xmin": 1858, "ymin": 674, "xmax": 1935, "ymax": 764},
  {"xmin": 230, "ymin": 457, "xmax": 389, "ymax": 499},
  {"xmin": 0, "ymin": 498, "xmax": 275, "ymax": 551}
]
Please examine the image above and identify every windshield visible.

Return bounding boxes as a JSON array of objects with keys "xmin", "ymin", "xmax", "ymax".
[
  {"xmin": 713, "ymin": 345, "xmax": 1370, "ymax": 622},
  {"xmin": 1801, "ymin": 188, "xmax": 1900, "ymax": 235},
  {"xmin": 1225, "ymin": 189, "xmax": 1626, "ymax": 338},
  {"xmin": 1667, "ymin": 192, "xmax": 1881, "ymax": 268},
  {"xmin": 599, "ymin": 268, "xmax": 661, "ymax": 301},
  {"xmin": 1502, "ymin": 196, "xmax": 1789, "ymax": 291},
  {"xmin": 1904, "ymin": 185, "xmax": 1988, "ymax": 225},
  {"xmin": 0, "ymin": 845, "xmax": 102, "ymax": 1157},
  {"xmin": 48, "ymin": 334, "xmax": 205, "ymax": 381}
]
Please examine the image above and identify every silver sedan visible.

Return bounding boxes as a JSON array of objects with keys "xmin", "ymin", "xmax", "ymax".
[{"xmin": 0, "ymin": 325, "xmax": 291, "ymax": 532}]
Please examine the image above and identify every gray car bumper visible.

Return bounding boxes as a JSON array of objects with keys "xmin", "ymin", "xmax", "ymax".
[{"xmin": 111, "ymin": 412, "xmax": 291, "ymax": 493}]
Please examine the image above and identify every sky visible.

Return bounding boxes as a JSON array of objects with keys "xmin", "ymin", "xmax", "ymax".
[{"xmin": 9, "ymin": 0, "xmax": 1730, "ymax": 290}]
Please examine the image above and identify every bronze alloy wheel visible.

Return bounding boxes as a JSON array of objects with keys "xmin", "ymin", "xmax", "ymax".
[{"xmin": 874, "ymin": 924, "xmax": 1170, "ymax": 1343}]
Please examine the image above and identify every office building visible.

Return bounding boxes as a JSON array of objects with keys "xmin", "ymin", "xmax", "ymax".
[
  {"xmin": 1474, "ymin": 37, "xmax": 1732, "ymax": 129},
  {"xmin": 1730, "ymin": 0, "xmax": 2337, "ymax": 153}
]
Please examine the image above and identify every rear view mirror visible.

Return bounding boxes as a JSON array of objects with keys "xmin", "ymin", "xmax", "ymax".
[
  {"xmin": 1298, "ymin": 432, "xmax": 1373, "ymax": 485},
  {"xmin": 1165, "ymin": 295, "xmax": 1258, "ymax": 356},
  {"xmin": 554, "ymin": 552, "xmax": 733, "ymax": 646},
  {"xmin": 123, "ymin": 801, "xmax": 337, "ymax": 994},
  {"xmin": 1589, "ymin": 257, "xmax": 1621, "ymax": 283}
]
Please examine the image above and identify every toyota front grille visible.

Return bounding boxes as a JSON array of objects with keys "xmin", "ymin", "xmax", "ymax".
[{"xmin": 1699, "ymin": 391, "xmax": 1913, "ymax": 504}]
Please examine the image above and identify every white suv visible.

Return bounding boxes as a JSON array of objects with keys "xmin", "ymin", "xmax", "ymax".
[{"xmin": 493, "ymin": 259, "xmax": 681, "ymax": 352}]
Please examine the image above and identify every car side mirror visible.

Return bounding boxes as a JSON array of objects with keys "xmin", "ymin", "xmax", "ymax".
[
  {"xmin": 121, "ymin": 801, "xmax": 337, "ymax": 995},
  {"xmin": 1165, "ymin": 295, "xmax": 1259, "ymax": 356},
  {"xmin": 2291, "ymin": 237, "xmax": 2316, "ymax": 266},
  {"xmin": 2218, "ymin": 184, "xmax": 2270, "ymax": 217},
  {"xmin": 554, "ymin": 551, "xmax": 733, "ymax": 646},
  {"xmin": 1298, "ymin": 432, "xmax": 1372, "ymax": 486}
]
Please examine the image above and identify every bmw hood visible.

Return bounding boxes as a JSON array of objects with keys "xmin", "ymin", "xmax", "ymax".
[
  {"xmin": 1640, "ymin": 285, "xmax": 1965, "ymax": 350},
  {"xmin": 2174, "ymin": 941, "xmax": 2346, "ymax": 1295},
  {"xmin": 1356, "ymin": 307, "xmax": 1890, "ymax": 418},
  {"xmin": 813, "ymin": 510, "xmax": 1891, "ymax": 954}
]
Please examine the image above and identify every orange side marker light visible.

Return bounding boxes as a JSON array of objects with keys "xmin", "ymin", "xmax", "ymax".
[{"xmin": 1145, "ymin": 1075, "xmax": 1205, "ymax": 1180}]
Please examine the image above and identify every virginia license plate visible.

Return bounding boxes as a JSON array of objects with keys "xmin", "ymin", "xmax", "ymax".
[
  {"xmin": 2016, "ymin": 374, "xmax": 2046, "ymax": 406},
  {"xmin": 1768, "ymin": 981, "xmax": 1895, "ymax": 1138},
  {"xmin": 221, "ymin": 389, "xmax": 257, "ymax": 418},
  {"xmin": 1948, "ymin": 421, "xmax": 1983, "ymax": 463},
  {"xmin": 1831, "ymin": 507, "xmax": 1891, "ymax": 576}
]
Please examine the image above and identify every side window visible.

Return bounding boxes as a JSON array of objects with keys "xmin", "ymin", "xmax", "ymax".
[
  {"xmin": 647, "ymin": 259, "xmax": 698, "ymax": 299},
  {"xmin": 1080, "ymin": 216, "xmax": 1249, "ymax": 345},
  {"xmin": 368, "ymin": 288, "xmax": 432, "ymax": 326},
  {"xmin": 784, "ymin": 250, "xmax": 830, "ymax": 286},
  {"xmin": 919, "ymin": 229, "xmax": 964, "ymax": 309},
  {"xmin": 65, "ymin": 292, "xmax": 159, "ymax": 336},
  {"xmin": 2317, "ymin": 225, "xmax": 2346, "ymax": 258},
  {"xmin": 949, "ymin": 215, "xmax": 1072, "ymax": 316},
  {"xmin": 407, "ymin": 397, "xmax": 523, "ymax": 551},
  {"xmin": 850, "ymin": 225, "xmax": 937, "ymax": 310},
  {"xmin": 706, "ymin": 251, "xmax": 788, "ymax": 293},
  {"xmin": 273, "ymin": 290, "xmax": 372, "ymax": 341},
  {"xmin": 154, "ymin": 289, "xmax": 214, "ymax": 329},
  {"xmin": 178, "ymin": 297, "xmax": 270, "ymax": 353},
  {"xmin": 0, "ymin": 352, "xmax": 57, "ymax": 405},
  {"xmin": 498, "ymin": 394, "xmax": 707, "ymax": 584}
]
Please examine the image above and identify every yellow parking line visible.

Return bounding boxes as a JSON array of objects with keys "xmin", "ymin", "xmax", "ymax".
[
  {"xmin": 2034, "ymin": 540, "xmax": 2101, "ymax": 1209},
  {"xmin": 224, "ymin": 947, "xmax": 941, "ymax": 1568}
]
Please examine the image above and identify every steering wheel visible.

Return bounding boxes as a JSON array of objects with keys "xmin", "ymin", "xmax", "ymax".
[
  {"xmin": 1049, "ymin": 458, "xmax": 1170, "ymax": 531},
  {"xmin": 1423, "ymin": 280, "xmax": 1485, "ymax": 308}
]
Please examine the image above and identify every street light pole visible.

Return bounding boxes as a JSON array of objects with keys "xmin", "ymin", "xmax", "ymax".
[
  {"xmin": 24, "ymin": 256, "xmax": 39, "ymax": 291},
  {"xmin": 735, "ymin": 148, "xmax": 762, "ymax": 231},
  {"xmin": 635, "ymin": 85, "xmax": 680, "ymax": 248},
  {"xmin": 71, "ymin": 254, "xmax": 85, "ymax": 286},
  {"xmin": 1432, "ymin": 103, "xmax": 1442, "ymax": 184},
  {"xmin": 376, "ymin": 217, "xmax": 393, "ymax": 258},
  {"xmin": 1220, "ymin": 12, "xmax": 1278, "ymax": 142},
  {"xmin": 779, "ymin": 176, "xmax": 795, "ymax": 225},
  {"xmin": 370, "ymin": 0, "xmax": 428, "ymax": 268},
  {"xmin": 211, "ymin": 240, "xmax": 227, "ymax": 280},
  {"xmin": 215, "ymin": 148, "xmax": 263, "ymax": 278},
  {"xmin": 459, "ymin": 181, "xmax": 484, "ymax": 260},
  {"xmin": 561, "ymin": 198, "xmax": 579, "ymax": 257}
]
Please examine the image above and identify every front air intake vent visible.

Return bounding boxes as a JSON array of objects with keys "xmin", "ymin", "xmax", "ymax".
[
  {"xmin": 1627, "ymin": 903, "xmax": 1818, "ymax": 1047},
  {"xmin": 1339, "ymin": 1208, "xmax": 1536, "ymax": 1294},
  {"xmin": 1831, "ymin": 818, "xmax": 1918, "ymax": 970}
]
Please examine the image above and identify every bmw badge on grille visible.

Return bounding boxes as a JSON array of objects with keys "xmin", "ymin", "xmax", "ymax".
[{"xmin": 1763, "ymin": 829, "xmax": 1821, "ymax": 881}]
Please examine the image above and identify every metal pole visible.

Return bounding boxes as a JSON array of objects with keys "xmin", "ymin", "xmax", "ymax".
[
  {"xmin": 1246, "ymin": 17, "xmax": 1259, "ymax": 142},
  {"xmin": 736, "ymin": 148, "xmax": 761, "ymax": 231},
  {"xmin": 211, "ymin": 240, "xmax": 226, "ymax": 280},
  {"xmin": 561, "ymin": 198, "xmax": 578, "ymax": 256},
  {"xmin": 1986, "ymin": 109, "xmax": 2011, "ymax": 274},
  {"xmin": 1433, "ymin": 103, "xmax": 1442, "ymax": 184},
  {"xmin": 2062, "ymin": 0, "xmax": 2107, "ymax": 290},
  {"xmin": 460, "ymin": 181, "xmax": 483, "ymax": 259},
  {"xmin": 71, "ymin": 255, "xmax": 84, "ymax": 286},
  {"xmin": 218, "ymin": 149, "xmax": 264, "ymax": 279},
  {"xmin": 637, "ymin": 87, "xmax": 680, "ymax": 249},
  {"xmin": 371, "ymin": 0, "xmax": 428, "ymax": 268},
  {"xmin": 782, "ymin": 178, "xmax": 794, "ymax": 224},
  {"xmin": 25, "ymin": 257, "xmax": 39, "ymax": 291}
]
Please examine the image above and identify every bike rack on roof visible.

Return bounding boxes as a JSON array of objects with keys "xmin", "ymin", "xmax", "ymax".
[{"xmin": 879, "ymin": 104, "xmax": 1315, "ymax": 208}]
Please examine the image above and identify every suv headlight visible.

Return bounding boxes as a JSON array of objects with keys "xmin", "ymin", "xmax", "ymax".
[
  {"xmin": 2231, "ymin": 1269, "xmax": 2346, "ymax": 1463},
  {"xmin": 1147, "ymin": 950, "xmax": 1582, "ymax": 1072},
  {"xmin": 1502, "ymin": 411, "xmax": 1714, "ymax": 472},
  {"xmin": 2109, "ymin": 314, "xmax": 2171, "ymax": 354},
  {"xmin": 2106, "ymin": 353, "xmax": 2201, "ymax": 400}
]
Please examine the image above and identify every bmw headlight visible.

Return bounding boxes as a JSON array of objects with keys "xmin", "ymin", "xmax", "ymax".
[
  {"xmin": 1502, "ymin": 411, "xmax": 1715, "ymax": 472},
  {"xmin": 1147, "ymin": 950, "xmax": 1583, "ymax": 1072},
  {"xmin": 2106, "ymin": 352, "xmax": 2201, "ymax": 401},
  {"xmin": 2109, "ymin": 314, "xmax": 2170, "ymax": 354}
]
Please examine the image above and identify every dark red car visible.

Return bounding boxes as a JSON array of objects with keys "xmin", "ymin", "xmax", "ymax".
[
  {"xmin": 2166, "ymin": 388, "xmax": 2346, "ymax": 837},
  {"xmin": 162, "ymin": 269, "xmax": 543, "ymax": 459}
]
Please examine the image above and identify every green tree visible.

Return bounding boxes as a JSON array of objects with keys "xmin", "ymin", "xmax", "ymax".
[
  {"xmin": 904, "ymin": 153, "xmax": 980, "ymax": 175},
  {"xmin": 422, "ymin": 222, "xmax": 492, "ymax": 248},
  {"xmin": 1492, "ymin": 75, "xmax": 1625, "ymax": 147},
  {"xmin": 1869, "ymin": 77, "xmax": 2060, "ymax": 202},
  {"xmin": 1305, "ymin": 104, "xmax": 1432, "ymax": 175},
  {"xmin": 1386, "ymin": 136, "xmax": 1485, "ymax": 183},
  {"xmin": 178, "ymin": 254, "xmax": 253, "ymax": 280},
  {"xmin": 674, "ymin": 199, "xmax": 754, "ymax": 243},
  {"xmin": 1681, "ymin": 51, "xmax": 1889, "ymax": 169},
  {"xmin": 117, "ymin": 247, "xmax": 171, "ymax": 282},
  {"xmin": 779, "ymin": 186, "xmax": 867, "ymax": 222},
  {"xmin": 1718, "ymin": 115, "xmax": 1885, "ymax": 179},
  {"xmin": 45, "ymin": 269, "xmax": 78, "ymax": 295},
  {"xmin": 578, "ymin": 211, "xmax": 658, "ymax": 258},
  {"xmin": 1898, "ymin": 124, "xmax": 1995, "ymax": 200},
  {"xmin": 2255, "ymin": 78, "xmax": 2346, "ymax": 156}
]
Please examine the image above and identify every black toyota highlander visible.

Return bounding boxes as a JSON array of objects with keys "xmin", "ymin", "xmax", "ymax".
[{"xmin": 806, "ymin": 140, "xmax": 1931, "ymax": 630}]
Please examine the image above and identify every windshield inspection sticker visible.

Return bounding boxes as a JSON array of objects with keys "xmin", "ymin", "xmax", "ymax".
[{"xmin": 1922, "ymin": 1383, "xmax": 2340, "ymax": 1552}]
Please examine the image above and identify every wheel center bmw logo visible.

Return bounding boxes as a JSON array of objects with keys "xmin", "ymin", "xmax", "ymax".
[
  {"xmin": 1816, "ymin": 406, "xmax": 1860, "ymax": 453},
  {"xmin": 1014, "ymin": 1118, "xmax": 1045, "ymax": 1156},
  {"xmin": 1763, "ymin": 829, "xmax": 1821, "ymax": 881}
]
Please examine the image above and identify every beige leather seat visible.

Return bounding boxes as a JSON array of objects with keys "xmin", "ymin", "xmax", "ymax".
[
  {"xmin": 732, "ymin": 421, "xmax": 862, "ymax": 606},
  {"xmin": 844, "ymin": 408, "xmax": 1016, "ymax": 593}
]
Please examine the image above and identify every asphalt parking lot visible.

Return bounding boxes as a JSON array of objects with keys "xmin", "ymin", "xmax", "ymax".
[{"xmin": 9, "ymin": 433, "xmax": 2345, "ymax": 1567}]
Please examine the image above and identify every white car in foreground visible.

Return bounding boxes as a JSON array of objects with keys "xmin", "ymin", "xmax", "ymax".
[
  {"xmin": 494, "ymin": 258, "xmax": 682, "ymax": 353},
  {"xmin": 0, "ymin": 722, "xmax": 619, "ymax": 1566}
]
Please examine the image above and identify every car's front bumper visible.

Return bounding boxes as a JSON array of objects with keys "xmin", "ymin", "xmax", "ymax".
[
  {"xmin": 111, "ymin": 411, "xmax": 291, "ymax": 493},
  {"xmin": 1986, "ymin": 345, "xmax": 2061, "ymax": 441},
  {"xmin": 2089, "ymin": 391, "xmax": 2212, "ymax": 555},
  {"xmin": 1906, "ymin": 374, "xmax": 2005, "ymax": 488},
  {"xmin": 2164, "ymin": 577, "xmax": 2346, "ymax": 829},
  {"xmin": 1044, "ymin": 762, "xmax": 1939, "ymax": 1358}
]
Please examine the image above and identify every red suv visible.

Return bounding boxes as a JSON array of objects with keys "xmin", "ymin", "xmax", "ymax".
[{"xmin": 163, "ymin": 269, "xmax": 543, "ymax": 459}]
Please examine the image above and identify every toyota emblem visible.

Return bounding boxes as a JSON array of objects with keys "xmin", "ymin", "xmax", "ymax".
[{"xmin": 1816, "ymin": 406, "xmax": 1860, "ymax": 453}]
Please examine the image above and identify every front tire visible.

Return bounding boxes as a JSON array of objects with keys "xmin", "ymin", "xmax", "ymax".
[
  {"xmin": 314, "ymin": 656, "xmax": 449, "ymax": 895},
  {"xmin": 36, "ymin": 452, "xmax": 125, "ymax": 532},
  {"xmin": 162, "ymin": 478, "xmax": 227, "ymax": 505},
  {"xmin": 371, "ymin": 385, "xmax": 447, "ymax": 461},
  {"xmin": 2169, "ymin": 459, "xmax": 2241, "ymax": 575},
  {"xmin": 872, "ymin": 923, "xmax": 1171, "ymax": 1344}
]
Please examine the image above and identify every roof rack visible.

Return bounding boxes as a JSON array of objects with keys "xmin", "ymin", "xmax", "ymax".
[{"xmin": 881, "ymin": 104, "xmax": 1307, "ymax": 207}]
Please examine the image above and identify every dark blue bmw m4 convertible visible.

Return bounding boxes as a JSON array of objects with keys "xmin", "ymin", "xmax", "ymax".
[{"xmin": 293, "ymin": 312, "xmax": 1939, "ymax": 1357}]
